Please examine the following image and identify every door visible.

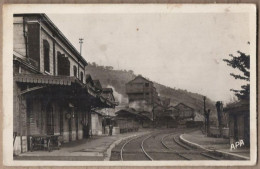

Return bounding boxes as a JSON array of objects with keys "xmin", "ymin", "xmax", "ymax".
[
  {"xmin": 68, "ymin": 118, "xmax": 72, "ymax": 142},
  {"xmin": 59, "ymin": 107, "xmax": 63, "ymax": 136},
  {"xmin": 75, "ymin": 110, "xmax": 79, "ymax": 140},
  {"xmin": 46, "ymin": 103, "xmax": 54, "ymax": 135}
]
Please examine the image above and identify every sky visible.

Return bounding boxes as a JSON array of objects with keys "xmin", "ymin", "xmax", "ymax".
[{"xmin": 47, "ymin": 12, "xmax": 250, "ymax": 103}]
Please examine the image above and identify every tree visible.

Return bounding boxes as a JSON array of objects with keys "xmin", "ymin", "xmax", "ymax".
[{"xmin": 223, "ymin": 49, "xmax": 250, "ymax": 100}]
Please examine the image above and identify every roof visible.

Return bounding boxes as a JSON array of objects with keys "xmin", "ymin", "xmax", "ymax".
[
  {"xmin": 224, "ymin": 100, "xmax": 249, "ymax": 114},
  {"xmin": 194, "ymin": 112, "xmax": 204, "ymax": 121},
  {"xmin": 14, "ymin": 74, "xmax": 117, "ymax": 108},
  {"xmin": 175, "ymin": 103, "xmax": 195, "ymax": 111},
  {"xmin": 115, "ymin": 108, "xmax": 151, "ymax": 121},
  {"xmin": 166, "ymin": 106, "xmax": 179, "ymax": 111},
  {"xmin": 93, "ymin": 80, "xmax": 102, "ymax": 90},
  {"xmin": 115, "ymin": 108, "xmax": 140, "ymax": 118},
  {"xmin": 85, "ymin": 74, "xmax": 94, "ymax": 85},
  {"xmin": 14, "ymin": 13, "xmax": 87, "ymax": 66},
  {"xmin": 13, "ymin": 53, "xmax": 40, "ymax": 74},
  {"xmin": 126, "ymin": 75, "xmax": 152, "ymax": 85},
  {"xmin": 101, "ymin": 87, "xmax": 115, "ymax": 102},
  {"xmin": 102, "ymin": 88, "xmax": 113, "ymax": 93}
]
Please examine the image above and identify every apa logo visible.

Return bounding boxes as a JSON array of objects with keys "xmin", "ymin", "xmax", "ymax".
[{"xmin": 230, "ymin": 140, "xmax": 244, "ymax": 150}]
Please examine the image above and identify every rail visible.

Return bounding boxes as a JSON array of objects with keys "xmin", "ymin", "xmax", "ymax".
[
  {"xmin": 161, "ymin": 133, "xmax": 190, "ymax": 160},
  {"xmin": 141, "ymin": 134, "xmax": 154, "ymax": 161}
]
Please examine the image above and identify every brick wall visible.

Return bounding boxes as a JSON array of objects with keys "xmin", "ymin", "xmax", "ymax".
[
  {"xmin": 13, "ymin": 80, "xmax": 20, "ymax": 134},
  {"xmin": 13, "ymin": 17, "xmax": 26, "ymax": 56}
]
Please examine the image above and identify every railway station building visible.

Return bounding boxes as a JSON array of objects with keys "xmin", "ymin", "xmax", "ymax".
[{"xmin": 13, "ymin": 14, "xmax": 116, "ymax": 155}]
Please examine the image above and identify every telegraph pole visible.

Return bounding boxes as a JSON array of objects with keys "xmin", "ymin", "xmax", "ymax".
[
  {"xmin": 203, "ymin": 96, "xmax": 207, "ymax": 134},
  {"xmin": 79, "ymin": 38, "xmax": 84, "ymax": 55},
  {"xmin": 203, "ymin": 96, "xmax": 210, "ymax": 136}
]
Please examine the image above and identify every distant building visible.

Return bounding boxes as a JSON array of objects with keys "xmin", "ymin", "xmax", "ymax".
[
  {"xmin": 91, "ymin": 87, "xmax": 117, "ymax": 136},
  {"xmin": 174, "ymin": 103, "xmax": 195, "ymax": 121},
  {"xmin": 164, "ymin": 106, "xmax": 179, "ymax": 119},
  {"xmin": 114, "ymin": 108, "xmax": 142, "ymax": 133},
  {"xmin": 193, "ymin": 112, "xmax": 204, "ymax": 122},
  {"xmin": 126, "ymin": 75, "xmax": 160, "ymax": 119},
  {"xmin": 155, "ymin": 105, "xmax": 178, "ymax": 128},
  {"xmin": 160, "ymin": 97, "xmax": 171, "ymax": 108}
]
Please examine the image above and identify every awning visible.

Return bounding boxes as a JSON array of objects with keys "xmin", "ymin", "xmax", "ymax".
[
  {"xmin": 14, "ymin": 74, "xmax": 117, "ymax": 108},
  {"xmin": 14, "ymin": 74, "xmax": 80, "ymax": 86}
]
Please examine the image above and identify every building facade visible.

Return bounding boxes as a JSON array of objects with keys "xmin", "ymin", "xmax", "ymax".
[
  {"xmin": 224, "ymin": 100, "xmax": 250, "ymax": 146},
  {"xmin": 91, "ymin": 87, "xmax": 117, "ymax": 136},
  {"xmin": 174, "ymin": 103, "xmax": 195, "ymax": 121},
  {"xmin": 13, "ymin": 14, "xmax": 116, "ymax": 155},
  {"xmin": 126, "ymin": 75, "xmax": 160, "ymax": 120}
]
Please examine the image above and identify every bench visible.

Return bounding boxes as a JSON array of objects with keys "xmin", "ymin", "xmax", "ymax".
[{"xmin": 29, "ymin": 135, "xmax": 61, "ymax": 152}]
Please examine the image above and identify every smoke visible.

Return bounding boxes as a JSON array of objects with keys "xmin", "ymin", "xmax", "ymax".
[
  {"xmin": 106, "ymin": 85, "xmax": 128, "ymax": 104},
  {"xmin": 129, "ymin": 100, "xmax": 153, "ymax": 112}
]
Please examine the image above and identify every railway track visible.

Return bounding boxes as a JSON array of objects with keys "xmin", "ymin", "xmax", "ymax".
[
  {"xmin": 118, "ymin": 129, "xmax": 222, "ymax": 161},
  {"xmin": 161, "ymin": 133, "xmax": 191, "ymax": 160},
  {"xmin": 173, "ymin": 135, "xmax": 221, "ymax": 160},
  {"xmin": 120, "ymin": 132, "xmax": 154, "ymax": 161}
]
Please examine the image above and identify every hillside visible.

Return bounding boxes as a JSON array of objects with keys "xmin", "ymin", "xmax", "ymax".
[{"xmin": 86, "ymin": 63, "xmax": 217, "ymax": 121}]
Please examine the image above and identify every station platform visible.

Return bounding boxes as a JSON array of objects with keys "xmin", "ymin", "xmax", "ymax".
[
  {"xmin": 179, "ymin": 130, "xmax": 250, "ymax": 160},
  {"xmin": 14, "ymin": 130, "xmax": 151, "ymax": 161}
]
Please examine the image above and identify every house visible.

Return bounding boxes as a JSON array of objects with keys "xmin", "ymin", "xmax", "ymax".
[
  {"xmin": 160, "ymin": 97, "xmax": 171, "ymax": 108},
  {"xmin": 91, "ymin": 87, "xmax": 117, "ymax": 136},
  {"xmin": 174, "ymin": 103, "xmax": 195, "ymax": 121},
  {"xmin": 91, "ymin": 111, "xmax": 103, "ymax": 136},
  {"xmin": 13, "ymin": 14, "xmax": 116, "ymax": 155},
  {"xmin": 125, "ymin": 75, "xmax": 160, "ymax": 120},
  {"xmin": 164, "ymin": 106, "xmax": 179, "ymax": 119},
  {"xmin": 114, "ymin": 108, "xmax": 151, "ymax": 132},
  {"xmin": 114, "ymin": 108, "xmax": 141, "ymax": 133},
  {"xmin": 155, "ymin": 106, "xmax": 178, "ymax": 128},
  {"xmin": 224, "ymin": 100, "xmax": 250, "ymax": 146}
]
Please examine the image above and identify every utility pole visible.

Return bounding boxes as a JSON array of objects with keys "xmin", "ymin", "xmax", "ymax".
[
  {"xmin": 203, "ymin": 96, "xmax": 206, "ymax": 133},
  {"xmin": 79, "ymin": 38, "xmax": 84, "ymax": 55},
  {"xmin": 203, "ymin": 96, "xmax": 210, "ymax": 137},
  {"xmin": 216, "ymin": 101, "xmax": 223, "ymax": 137}
]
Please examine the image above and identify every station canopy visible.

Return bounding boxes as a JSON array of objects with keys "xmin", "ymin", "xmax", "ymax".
[{"xmin": 14, "ymin": 74, "xmax": 116, "ymax": 108}]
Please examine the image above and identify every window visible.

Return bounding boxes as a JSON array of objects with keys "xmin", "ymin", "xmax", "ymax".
[
  {"xmin": 57, "ymin": 52, "xmax": 70, "ymax": 76},
  {"xmin": 145, "ymin": 83, "xmax": 149, "ymax": 87},
  {"xmin": 73, "ymin": 66, "xmax": 77, "ymax": 77},
  {"xmin": 43, "ymin": 40, "xmax": 50, "ymax": 72},
  {"xmin": 80, "ymin": 72, "xmax": 83, "ymax": 82}
]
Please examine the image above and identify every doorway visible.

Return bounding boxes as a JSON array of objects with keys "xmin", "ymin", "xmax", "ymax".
[{"xmin": 46, "ymin": 103, "xmax": 54, "ymax": 135}]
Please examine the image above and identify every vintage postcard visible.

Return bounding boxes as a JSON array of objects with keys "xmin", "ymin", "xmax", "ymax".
[{"xmin": 2, "ymin": 4, "xmax": 257, "ymax": 166}]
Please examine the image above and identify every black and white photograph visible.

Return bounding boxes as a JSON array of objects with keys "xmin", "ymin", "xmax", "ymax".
[{"xmin": 2, "ymin": 4, "xmax": 257, "ymax": 166}]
